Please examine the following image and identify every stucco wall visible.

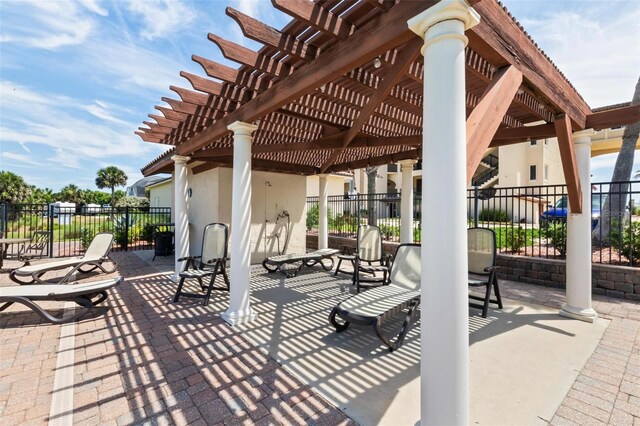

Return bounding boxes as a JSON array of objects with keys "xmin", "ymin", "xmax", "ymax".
[
  {"xmin": 184, "ymin": 166, "xmax": 307, "ymax": 265},
  {"xmin": 148, "ymin": 179, "xmax": 174, "ymax": 222},
  {"xmin": 306, "ymin": 174, "xmax": 346, "ymax": 197}
]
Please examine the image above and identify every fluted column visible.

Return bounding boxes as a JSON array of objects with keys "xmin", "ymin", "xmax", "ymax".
[
  {"xmin": 561, "ymin": 130, "xmax": 597, "ymax": 322},
  {"xmin": 222, "ymin": 121, "xmax": 258, "ymax": 326},
  {"xmin": 318, "ymin": 174, "xmax": 329, "ymax": 249},
  {"xmin": 172, "ymin": 155, "xmax": 190, "ymax": 282},
  {"xmin": 399, "ymin": 160, "xmax": 417, "ymax": 243},
  {"xmin": 409, "ymin": 1, "xmax": 480, "ymax": 424}
]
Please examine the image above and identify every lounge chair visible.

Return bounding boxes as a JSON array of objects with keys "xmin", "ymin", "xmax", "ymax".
[
  {"xmin": 14, "ymin": 231, "xmax": 50, "ymax": 266},
  {"xmin": 0, "ymin": 277, "xmax": 123, "ymax": 324},
  {"xmin": 9, "ymin": 233, "xmax": 117, "ymax": 284},
  {"xmin": 329, "ymin": 243, "xmax": 421, "ymax": 352},
  {"xmin": 334, "ymin": 225, "xmax": 390, "ymax": 292},
  {"xmin": 262, "ymin": 248, "xmax": 340, "ymax": 278},
  {"xmin": 468, "ymin": 227, "xmax": 503, "ymax": 317},
  {"xmin": 174, "ymin": 223, "xmax": 229, "ymax": 305}
]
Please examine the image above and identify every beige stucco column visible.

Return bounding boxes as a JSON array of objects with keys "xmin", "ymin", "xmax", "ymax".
[
  {"xmin": 409, "ymin": 1, "xmax": 480, "ymax": 424},
  {"xmin": 318, "ymin": 174, "xmax": 329, "ymax": 249},
  {"xmin": 561, "ymin": 130, "xmax": 597, "ymax": 322},
  {"xmin": 222, "ymin": 121, "xmax": 258, "ymax": 326},
  {"xmin": 171, "ymin": 155, "xmax": 190, "ymax": 282},
  {"xmin": 399, "ymin": 160, "xmax": 417, "ymax": 243}
]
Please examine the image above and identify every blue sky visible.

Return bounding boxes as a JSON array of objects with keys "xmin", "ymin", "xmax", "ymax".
[{"xmin": 0, "ymin": 0, "xmax": 638, "ymax": 192}]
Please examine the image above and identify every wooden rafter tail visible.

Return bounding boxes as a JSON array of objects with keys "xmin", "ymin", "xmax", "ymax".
[
  {"xmin": 148, "ymin": 114, "xmax": 180, "ymax": 128},
  {"xmin": 155, "ymin": 106, "xmax": 189, "ymax": 122},
  {"xmin": 177, "ymin": 0, "xmax": 438, "ymax": 155},
  {"xmin": 555, "ymin": 114, "xmax": 582, "ymax": 214},
  {"xmin": 466, "ymin": 65, "xmax": 523, "ymax": 182},
  {"xmin": 320, "ymin": 37, "xmax": 424, "ymax": 172},
  {"xmin": 585, "ymin": 104, "xmax": 640, "ymax": 130},
  {"xmin": 271, "ymin": 0, "xmax": 353, "ymax": 40}
]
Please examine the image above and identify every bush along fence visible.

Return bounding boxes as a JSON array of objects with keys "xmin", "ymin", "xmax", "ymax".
[
  {"xmin": 0, "ymin": 203, "xmax": 171, "ymax": 258},
  {"xmin": 306, "ymin": 180, "xmax": 640, "ymax": 267}
]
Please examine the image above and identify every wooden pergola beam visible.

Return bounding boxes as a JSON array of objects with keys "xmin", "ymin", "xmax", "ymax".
[
  {"xmin": 271, "ymin": 0, "xmax": 353, "ymax": 39},
  {"xmin": 320, "ymin": 37, "xmax": 423, "ymax": 172},
  {"xmin": 177, "ymin": 0, "xmax": 437, "ymax": 155},
  {"xmin": 585, "ymin": 104, "xmax": 640, "ymax": 130},
  {"xmin": 466, "ymin": 66, "xmax": 523, "ymax": 182},
  {"xmin": 326, "ymin": 148, "xmax": 421, "ymax": 174},
  {"xmin": 492, "ymin": 123, "xmax": 556, "ymax": 141},
  {"xmin": 469, "ymin": 0, "xmax": 591, "ymax": 128},
  {"xmin": 555, "ymin": 114, "xmax": 582, "ymax": 213}
]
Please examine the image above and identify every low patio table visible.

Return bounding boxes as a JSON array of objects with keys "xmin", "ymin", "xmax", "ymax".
[{"xmin": 0, "ymin": 238, "xmax": 31, "ymax": 269}]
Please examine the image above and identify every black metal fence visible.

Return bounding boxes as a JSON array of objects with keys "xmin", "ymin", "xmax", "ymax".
[
  {"xmin": 307, "ymin": 180, "xmax": 640, "ymax": 266},
  {"xmin": 0, "ymin": 204, "xmax": 171, "ymax": 258},
  {"xmin": 306, "ymin": 192, "xmax": 421, "ymax": 242}
]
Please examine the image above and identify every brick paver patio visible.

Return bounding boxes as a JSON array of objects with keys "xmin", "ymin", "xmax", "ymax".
[{"xmin": 1, "ymin": 251, "xmax": 639, "ymax": 425}]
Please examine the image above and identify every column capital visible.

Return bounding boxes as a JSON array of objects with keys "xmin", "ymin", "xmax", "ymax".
[
  {"xmin": 573, "ymin": 129, "xmax": 594, "ymax": 145},
  {"xmin": 408, "ymin": 0, "xmax": 480, "ymax": 40},
  {"xmin": 398, "ymin": 159, "xmax": 417, "ymax": 167},
  {"xmin": 318, "ymin": 173, "xmax": 330, "ymax": 179},
  {"xmin": 171, "ymin": 155, "xmax": 190, "ymax": 165},
  {"xmin": 228, "ymin": 121, "xmax": 258, "ymax": 136}
]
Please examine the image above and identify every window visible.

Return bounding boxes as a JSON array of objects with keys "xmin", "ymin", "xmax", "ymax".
[
  {"xmin": 530, "ymin": 140, "xmax": 537, "ymax": 146},
  {"xmin": 529, "ymin": 165, "xmax": 537, "ymax": 181},
  {"xmin": 544, "ymin": 164, "xmax": 549, "ymax": 181}
]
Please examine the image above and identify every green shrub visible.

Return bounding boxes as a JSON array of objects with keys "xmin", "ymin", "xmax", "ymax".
[
  {"xmin": 116, "ymin": 196, "xmax": 150, "ymax": 208},
  {"xmin": 544, "ymin": 223, "xmax": 567, "ymax": 258},
  {"xmin": 141, "ymin": 223, "xmax": 155, "ymax": 244},
  {"xmin": 80, "ymin": 227, "xmax": 95, "ymax": 249},
  {"xmin": 610, "ymin": 220, "xmax": 640, "ymax": 265},
  {"xmin": 112, "ymin": 215, "xmax": 137, "ymax": 246},
  {"xmin": 306, "ymin": 204, "xmax": 319, "ymax": 230},
  {"xmin": 379, "ymin": 224, "xmax": 400, "ymax": 240},
  {"xmin": 505, "ymin": 226, "xmax": 526, "ymax": 252},
  {"xmin": 478, "ymin": 208, "xmax": 510, "ymax": 223}
]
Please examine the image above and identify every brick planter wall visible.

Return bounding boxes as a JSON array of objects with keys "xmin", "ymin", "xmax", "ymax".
[{"xmin": 307, "ymin": 233, "xmax": 640, "ymax": 301}]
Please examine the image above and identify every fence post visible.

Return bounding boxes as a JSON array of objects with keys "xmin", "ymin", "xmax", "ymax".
[
  {"xmin": 124, "ymin": 207, "xmax": 130, "ymax": 251},
  {"xmin": 473, "ymin": 186, "xmax": 479, "ymax": 227},
  {"xmin": 48, "ymin": 204, "xmax": 54, "ymax": 258},
  {"xmin": 0, "ymin": 204, "xmax": 5, "ymax": 238}
]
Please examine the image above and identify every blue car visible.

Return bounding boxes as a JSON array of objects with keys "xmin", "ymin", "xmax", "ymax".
[{"xmin": 540, "ymin": 194, "xmax": 605, "ymax": 229}]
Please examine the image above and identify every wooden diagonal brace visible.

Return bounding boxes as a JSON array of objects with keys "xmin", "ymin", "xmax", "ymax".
[
  {"xmin": 555, "ymin": 114, "xmax": 582, "ymax": 213},
  {"xmin": 466, "ymin": 66, "xmax": 523, "ymax": 182}
]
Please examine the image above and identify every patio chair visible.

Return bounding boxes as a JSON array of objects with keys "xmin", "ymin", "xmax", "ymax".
[
  {"xmin": 15, "ymin": 231, "xmax": 50, "ymax": 266},
  {"xmin": 329, "ymin": 243, "xmax": 421, "ymax": 352},
  {"xmin": 9, "ymin": 233, "xmax": 117, "ymax": 285},
  {"xmin": 173, "ymin": 223, "xmax": 229, "ymax": 305},
  {"xmin": 0, "ymin": 276, "xmax": 123, "ymax": 324},
  {"xmin": 262, "ymin": 248, "xmax": 340, "ymax": 278},
  {"xmin": 334, "ymin": 225, "xmax": 390, "ymax": 292},
  {"xmin": 468, "ymin": 227, "xmax": 503, "ymax": 318}
]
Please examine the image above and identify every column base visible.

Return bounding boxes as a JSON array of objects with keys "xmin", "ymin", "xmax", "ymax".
[
  {"xmin": 221, "ymin": 308, "xmax": 257, "ymax": 326},
  {"xmin": 170, "ymin": 273, "xmax": 180, "ymax": 283},
  {"xmin": 559, "ymin": 303, "xmax": 598, "ymax": 323}
]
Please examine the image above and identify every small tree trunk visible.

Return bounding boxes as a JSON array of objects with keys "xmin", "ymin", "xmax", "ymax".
[
  {"xmin": 594, "ymin": 76, "xmax": 640, "ymax": 243},
  {"xmin": 365, "ymin": 167, "xmax": 379, "ymax": 226}
]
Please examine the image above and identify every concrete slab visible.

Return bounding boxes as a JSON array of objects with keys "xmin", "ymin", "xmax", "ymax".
[{"xmin": 234, "ymin": 268, "xmax": 608, "ymax": 426}]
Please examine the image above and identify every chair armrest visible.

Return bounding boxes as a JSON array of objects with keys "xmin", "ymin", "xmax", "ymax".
[
  {"xmin": 384, "ymin": 254, "xmax": 394, "ymax": 267},
  {"xmin": 177, "ymin": 255, "xmax": 201, "ymax": 262},
  {"xmin": 484, "ymin": 265, "xmax": 498, "ymax": 273},
  {"xmin": 340, "ymin": 245, "xmax": 353, "ymax": 255}
]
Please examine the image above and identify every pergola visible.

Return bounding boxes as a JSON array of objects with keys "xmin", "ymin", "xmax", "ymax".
[{"xmin": 137, "ymin": 0, "xmax": 640, "ymax": 423}]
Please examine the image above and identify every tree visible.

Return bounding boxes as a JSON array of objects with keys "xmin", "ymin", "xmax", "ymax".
[
  {"xmin": 57, "ymin": 184, "xmax": 84, "ymax": 204},
  {"xmin": 95, "ymin": 166, "xmax": 128, "ymax": 207},
  {"xmin": 594, "ymin": 76, "xmax": 640, "ymax": 243},
  {"xmin": 0, "ymin": 171, "xmax": 32, "ymax": 203},
  {"xmin": 365, "ymin": 166, "xmax": 379, "ymax": 226}
]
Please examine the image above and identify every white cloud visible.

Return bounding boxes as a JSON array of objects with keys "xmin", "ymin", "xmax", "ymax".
[
  {"xmin": 80, "ymin": 0, "xmax": 108, "ymax": 17},
  {"xmin": 1, "ymin": 152, "xmax": 40, "ymax": 167},
  {"xmin": 0, "ymin": 0, "xmax": 101, "ymax": 49},
  {"xmin": 518, "ymin": 5, "xmax": 640, "ymax": 107},
  {"xmin": 127, "ymin": 0, "xmax": 196, "ymax": 40}
]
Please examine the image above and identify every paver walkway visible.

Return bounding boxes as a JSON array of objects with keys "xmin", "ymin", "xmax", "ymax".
[
  {"xmin": 0, "ymin": 253, "xmax": 353, "ymax": 425},
  {"xmin": 1, "ymin": 251, "xmax": 639, "ymax": 425}
]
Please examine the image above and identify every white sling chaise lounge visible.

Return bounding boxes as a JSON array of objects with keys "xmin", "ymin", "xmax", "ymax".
[
  {"xmin": 0, "ymin": 277, "xmax": 123, "ymax": 324},
  {"xmin": 329, "ymin": 243, "xmax": 421, "ymax": 352},
  {"xmin": 10, "ymin": 233, "xmax": 117, "ymax": 284}
]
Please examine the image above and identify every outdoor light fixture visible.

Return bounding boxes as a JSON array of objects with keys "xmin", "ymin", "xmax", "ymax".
[
  {"xmin": 187, "ymin": 188, "xmax": 193, "ymax": 198},
  {"xmin": 373, "ymin": 57, "xmax": 382, "ymax": 68}
]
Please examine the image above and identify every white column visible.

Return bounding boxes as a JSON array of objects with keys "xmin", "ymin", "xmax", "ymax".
[
  {"xmin": 222, "ymin": 121, "xmax": 258, "ymax": 326},
  {"xmin": 409, "ymin": 1, "xmax": 480, "ymax": 425},
  {"xmin": 318, "ymin": 174, "xmax": 329, "ymax": 249},
  {"xmin": 560, "ymin": 130, "xmax": 597, "ymax": 322},
  {"xmin": 399, "ymin": 160, "xmax": 416, "ymax": 243},
  {"xmin": 172, "ymin": 155, "xmax": 190, "ymax": 282}
]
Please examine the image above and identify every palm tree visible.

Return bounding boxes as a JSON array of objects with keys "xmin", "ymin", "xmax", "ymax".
[
  {"xmin": 57, "ymin": 184, "xmax": 84, "ymax": 204},
  {"xmin": 95, "ymin": 166, "xmax": 128, "ymax": 207}
]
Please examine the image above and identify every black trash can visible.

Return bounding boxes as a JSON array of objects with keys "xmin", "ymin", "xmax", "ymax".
[{"xmin": 154, "ymin": 231, "xmax": 174, "ymax": 260}]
